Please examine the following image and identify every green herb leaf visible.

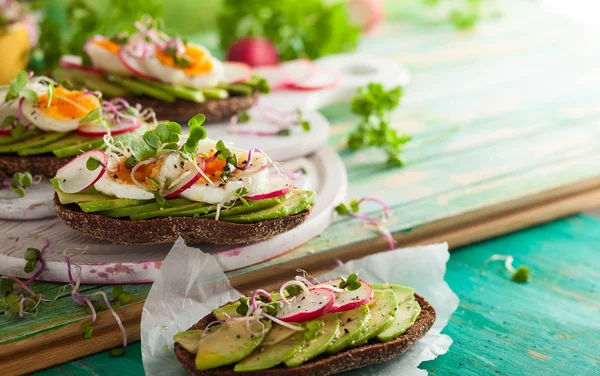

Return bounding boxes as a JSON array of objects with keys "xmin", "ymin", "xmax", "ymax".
[
  {"xmin": 79, "ymin": 107, "xmax": 102, "ymax": 124},
  {"xmin": 262, "ymin": 301, "xmax": 281, "ymax": 316},
  {"xmin": 334, "ymin": 203, "xmax": 349, "ymax": 216},
  {"xmin": 301, "ymin": 121, "xmax": 311, "ymax": 132},
  {"xmin": 277, "ymin": 129, "xmax": 291, "ymax": 136},
  {"xmin": 153, "ymin": 191, "xmax": 166, "ymax": 206},
  {"xmin": 86, "ymin": 157, "xmax": 101, "ymax": 171},
  {"xmin": 188, "ymin": 113, "xmax": 206, "ymax": 129},
  {"xmin": 124, "ymin": 156, "xmax": 138, "ymax": 170},
  {"xmin": 1, "ymin": 278, "xmax": 13, "ymax": 294},
  {"xmin": 285, "ymin": 284, "xmax": 303, "ymax": 297},
  {"xmin": 236, "ymin": 297, "xmax": 250, "ymax": 316},
  {"xmin": 118, "ymin": 292, "xmax": 133, "ymax": 305},
  {"xmin": 143, "ymin": 131, "xmax": 163, "ymax": 149},
  {"xmin": 10, "ymin": 184, "xmax": 26, "ymax": 198},
  {"xmin": 349, "ymin": 199, "xmax": 360, "ymax": 213},
  {"xmin": 24, "ymin": 260, "xmax": 35, "ymax": 273},
  {"xmin": 24, "ymin": 248, "xmax": 40, "ymax": 262},
  {"xmin": 6, "ymin": 71, "xmax": 29, "ymax": 101},
  {"xmin": 154, "ymin": 123, "xmax": 171, "ymax": 144},
  {"xmin": 1, "ymin": 115, "xmax": 16, "ymax": 129},
  {"xmin": 111, "ymin": 285, "xmax": 124, "ymax": 299},
  {"xmin": 238, "ymin": 110, "xmax": 251, "ymax": 123},
  {"xmin": 303, "ymin": 320, "xmax": 323, "ymax": 341},
  {"xmin": 11, "ymin": 123, "xmax": 26, "ymax": 139},
  {"xmin": 21, "ymin": 89, "xmax": 38, "ymax": 104},
  {"xmin": 338, "ymin": 273, "xmax": 361, "ymax": 291},
  {"xmin": 109, "ymin": 348, "xmax": 126, "ymax": 357}
]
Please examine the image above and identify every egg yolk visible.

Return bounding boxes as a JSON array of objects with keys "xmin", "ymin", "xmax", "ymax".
[
  {"xmin": 155, "ymin": 45, "xmax": 213, "ymax": 76},
  {"xmin": 110, "ymin": 159, "xmax": 165, "ymax": 188},
  {"xmin": 94, "ymin": 39, "xmax": 120, "ymax": 54},
  {"xmin": 37, "ymin": 88, "xmax": 101, "ymax": 121}
]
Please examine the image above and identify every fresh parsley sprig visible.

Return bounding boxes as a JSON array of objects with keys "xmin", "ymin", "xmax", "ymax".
[{"xmin": 347, "ymin": 83, "xmax": 410, "ymax": 166}]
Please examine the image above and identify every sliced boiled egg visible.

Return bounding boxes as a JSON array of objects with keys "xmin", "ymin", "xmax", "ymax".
[
  {"xmin": 84, "ymin": 36, "xmax": 132, "ymax": 76},
  {"xmin": 144, "ymin": 43, "xmax": 225, "ymax": 89},
  {"xmin": 22, "ymin": 84, "xmax": 101, "ymax": 132}
]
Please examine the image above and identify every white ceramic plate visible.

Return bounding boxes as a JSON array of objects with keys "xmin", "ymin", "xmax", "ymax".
[{"xmin": 0, "ymin": 147, "xmax": 347, "ymax": 283}]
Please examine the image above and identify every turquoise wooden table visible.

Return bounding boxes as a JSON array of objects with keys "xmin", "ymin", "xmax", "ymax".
[
  {"xmin": 38, "ymin": 213, "xmax": 600, "ymax": 375},
  {"xmin": 4, "ymin": 0, "xmax": 600, "ymax": 374}
]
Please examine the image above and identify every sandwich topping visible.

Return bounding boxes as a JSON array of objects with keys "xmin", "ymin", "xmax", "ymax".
[
  {"xmin": 0, "ymin": 71, "xmax": 153, "ymax": 159},
  {"xmin": 173, "ymin": 274, "xmax": 422, "ymax": 371},
  {"xmin": 52, "ymin": 113, "xmax": 315, "ymax": 223}
]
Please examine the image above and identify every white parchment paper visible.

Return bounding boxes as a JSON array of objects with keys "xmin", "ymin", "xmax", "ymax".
[{"xmin": 141, "ymin": 239, "xmax": 459, "ymax": 375}]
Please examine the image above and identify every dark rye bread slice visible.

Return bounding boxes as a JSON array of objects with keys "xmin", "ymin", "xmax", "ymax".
[
  {"xmin": 126, "ymin": 93, "xmax": 259, "ymax": 123},
  {"xmin": 0, "ymin": 154, "xmax": 72, "ymax": 178},
  {"xmin": 174, "ymin": 294, "xmax": 436, "ymax": 376},
  {"xmin": 54, "ymin": 194, "xmax": 310, "ymax": 245}
]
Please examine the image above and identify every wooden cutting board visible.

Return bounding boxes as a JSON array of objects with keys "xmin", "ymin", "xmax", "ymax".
[{"xmin": 4, "ymin": 2, "xmax": 600, "ymax": 374}]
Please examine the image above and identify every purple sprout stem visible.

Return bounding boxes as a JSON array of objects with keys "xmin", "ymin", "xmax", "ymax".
[
  {"xmin": 6, "ymin": 276, "xmax": 37, "ymax": 297},
  {"xmin": 251, "ymin": 289, "xmax": 272, "ymax": 312}
]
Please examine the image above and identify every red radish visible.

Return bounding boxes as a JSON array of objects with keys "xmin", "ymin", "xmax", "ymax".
[
  {"xmin": 55, "ymin": 150, "xmax": 108, "ymax": 193},
  {"xmin": 222, "ymin": 62, "xmax": 252, "ymax": 83},
  {"xmin": 348, "ymin": 0, "xmax": 385, "ymax": 33},
  {"xmin": 0, "ymin": 129, "xmax": 12, "ymax": 136},
  {"xmin": 163, "ymin": 169, "xmax": 201, "ymax": 199},
  {"xmin": 252, "ymin": 65, "xmax": 289, "ymax": 90},
  {"xmin": 276, "ymin": 288, "xmax": 335, "ymax": 323},
  {"xmin": 280, "ymin": 59, "xmax": 317, "ymax": 87},
  {"xmin": 286, "ymin": 68, "xmax": 340, "ymax": 91},
  {"xmin": 315, "ymin": 278, "xmax": 374, "ymax": 313},
  {"xmin": 118, "ymin": 49, "xmax": 157, "ymax": 81},
  {"xmin": 59, "ymin": 55, "xmax": 104, "ymax": 75},
  {"xmin": 227, "ymin": 37, "xmax": 279, "ymax": 67},
  {"xmin": 244, "ymin": 177, "xmax": 292, "ymax": 200},
  {"xmin": 77, "ymin": 118, "xmax": 143, "ymax": 137}
]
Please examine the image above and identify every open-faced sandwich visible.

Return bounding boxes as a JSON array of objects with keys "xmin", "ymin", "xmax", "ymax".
[
  {"xmin": 55, "ymin": 17, "xmax": 269, "ymax": 123},
  {"xmin": 0, "ymin": 71, "xmax": 154, "ymax": 177},
  {"xmin": 173, "ymin": 274, "xmax": 435, "ymax": 375},
  {"xmin": 52, "ymin": 113, "xmax": 315, "ymax": 245}
]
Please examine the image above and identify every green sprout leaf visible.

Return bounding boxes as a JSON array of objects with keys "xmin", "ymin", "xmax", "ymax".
[
  {"xmin": 118, "ymin": 292, "xmax": 133, "ymax": 305},
  {"xmin": 79, "ymin": 107, "xmax": 102, "ymax": 124},
  {"xmin": 1, "ymin": 115, "xmax": 16, "ymax": 129},
  {"xmin": 147, "ymin": 176, "xmax": 161, "ymax": 190},
  {"xmin": 188, "ymin": 113, "xmax": 206, "ymax": 129},
  {"xmin": 143, "ymin": 132, "xmax": 163, "ymax": 149},
  {"xmin": 236, "ymin": 297, "xmax": 250, "ymax": 316},
  {"xmin": 512, "ymin": 266, "xmax": 530, "ymax": 283},
  {"xmin": 334, "ymin": 203, "xmax": 349, "ymax": 216},
  {"xmin": 14, "ymin": 172, "xmax": 33, "ymax": 187},
  {"xmin": 238, "ymin": 110, "xmax": 251, "ymax": 123},
  {"xmin": 262, "ymin": 301, "xmax": 281, "ymax": 316},
  {"xmin": 10, "ymin": 184, "xmax": 26, "ymax": 198},
  {"xmin": 285, "ymin": 284, "xmax": 303, "ymax": 297},
  {"xmin": 24, "ymin": 248, "xmax": 40, "ymax": 262},
  {"xmin": 339, "ymin": 274, "xmax": 361, "ymax": 291},
  {"xmin": 86, "ymin": 157, "xmax": 101, "ymax": 171},
  {"xmin": 21, "ymin": 89, "xmax": 38, "ymax": 104},
  {"xmin": 1, "ymin": 278, "xmax": 13, "ymax": 294},
  {"xmin": 349, "ymin": 199, "xmax": 360, "ymax": 213},
  {"xmin": 154, "ymin": 123, "xmax": 171, "ymax": 144},
  {"xmin": 6, "ymin": 71, "xmax": 29, "ymax": 101},
  {"xmin": 81, "ymin": 321, "xmax": 94, "ymax": 339},
  {"xmin": 11, "ymin": 123, "xmax": 26, "ymax": 139},
  {"xmin": 111, "ymin": 285, "xmax": 124, "ymax": 299},
  {"xmin": 301, "ymin": 121, "xmax": 311, "ymax": 132},
  {"xmin": 277, "ymin": 129, "xmax": 291, "ymax": 136},
  {"xmin": 109, "ymin": 348, "xmax": 126, "ymax": 357},
  {"xmin": 24, "ymin": 260, "xmax": 35, "ymax": 273},
  {"xmin": 303, "ymin": 320, "xmax": 323, "ymax": 341}
]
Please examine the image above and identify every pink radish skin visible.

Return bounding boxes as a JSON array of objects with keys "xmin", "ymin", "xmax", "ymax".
[
  {"xmin": 244, "ymin": 185, "xmax": 292, "ymax": 200},
  {"xmin": 252, "ymin": 65, "xmax": 289, "ymax": 90},
  {"xmin": 348, "ymin": 0, "xmax": 385, "ymax": 33},
  {"xmin": 118, "ymin": 49, "xmax": 157, "ymax": 81},
  {"xmin": 222, "ymin": 62, "xmax": 252, "ymax": 83},
  {"xmin": 227, "ymin": 37, "xmax": 279, "ymax": 67},
  {"xmin": 164, "ymin": 171, "xmax": 201, "ymax": 199},
  {"xmin": 77, "ymin": 118, "xmax": 143, "ymax": 137},
  {"xmin": 315, "ymin": 278, "xmax": 374, "ymax": 313},
  {"xmin": 276, "ymin": 288, "xmax": 335, "ymax": 323},
  {"xmin": 0, "ymin": 129, "xmax": 12, "ymax": 136},
  {"xmin": 59, "ymin": 55, "xmax": 105, "ymax": 75},
  {"xmin": 55, "ymin": 150, "xmax": 108, "ymax": 193}
]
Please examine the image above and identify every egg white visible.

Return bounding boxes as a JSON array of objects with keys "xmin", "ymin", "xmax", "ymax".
[
  {"xmin": 84, "ymin": 36, "xmax": 132, "ymax": 77},
  {"xmin": 21, "ymin": 83, "xmax": 98, "ymax": 132},
  {"xmin": 143, "ymin": 44, "xmax": 225, "ymax": 89},
  {"xmin": 94, "ymin": 173, "xmax": 154, "ymax": 200}
]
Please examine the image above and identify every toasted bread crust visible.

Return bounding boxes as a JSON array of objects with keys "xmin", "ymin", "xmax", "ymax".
[
  {"xmin": 54, "ymin": 195, "xmax": 311, "ymax": 245},
  {"xmin": 174, "ymin": 294, "xmax": 436, "ymax": 375},
  {"xmin": 0, "ymin": 154, "xmax": 72, "ymax": 178},
  {"xmin": 126, "ymin": 93, "xmax": 259, "ymax": 123}
]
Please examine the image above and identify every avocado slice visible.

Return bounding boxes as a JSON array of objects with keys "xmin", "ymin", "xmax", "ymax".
[
  {"xmin": 195, "ymin": 319, "xmax": 271, "ymax": 370},
  {"xmin": 234, "ymin": 326, "xmax": 305, "ymax": 372},
  {"xmin": 18, "ymin": 133, "xmax": 98, "ymax": 156},
  {"xmin": 212, "ymin": 293, "xmax": 282, "ymax": 321},
  {"xmin": 79, "ymin": 198, "xmax": 153, "ymax": 213},
  {"xmin": 174, "ymin": 330, "xmax": 203, "ymax": 354},
  {"xmin": 284, "ymin": 314, "xmax": 340, "ymax": 367},
  {"xmin": 327, "ymin": 304, "xmax": 370, "ymax": 354},
  {"xmin": 217, "ymin": 83, "xmax": 253, "ymax": 96},
  {"xmin": 222, "ymin": 190, "xmax": 316, "ymax": 224},
  {"xmin": 52, "ymin": 178, "xmax": 107, "ymax": 204},
  {"xmin": 98, "ymin": 198, "xmax": 192, "ymax": 218},
  {"xmin": 0, "ymin": 128, "xmax": 41, "ymax": 146},
  {"xmin": 260, "ymin": 323, "xmax": 297, "ymax": 347},
  {"xmin": 200, "ymin": 197, "xmax": 284, "ymax": 219},
  {"xmin": 352, "ymin": 289, "xmax": 398, "ymax": 347},
  {"xmin": 0, "ymin": 132, "xmax": 68, "ymax": 153},
  {"xmin": 108, "ymin": 75, "xmax": 176, "ymax": 102},
  {"xmin": 52, "ymin": 138, "xmax": 105, "ymax": 158},
  {"xmin": 134, "ymin": 77, "xmax": 205, "ymax": 103},
  {"xmin": 371, "ymin": 283, "xmax": 414, "ymax": 304},
  {"xmin": 201, "ymin": 88, "xmax": 229, "ymax": 100},
  {"xmin": 377, "ymin": 296, "xmax": 421, "ymax": 342},
  {"xmin": 129, "ymin": 202, "xmax": 211, "ymax": 220}
]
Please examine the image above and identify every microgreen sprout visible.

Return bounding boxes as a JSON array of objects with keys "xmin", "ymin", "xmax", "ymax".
[
  {"xmin": 238, "ymin": 110, "xmax": 251, "ymax": 123},
  {"xmin": 348, "ymin": 83, "xmax": 410, "ymax": 166},
  {"xmin": 285, "ymin": 284, "xmax": 304, "ymax": 297},
  {"xmin": 484, "ymin": 254, "xmax": 530, "ymax": 283},
  {"xmin": 335, "ymin": 196, "xmax": 395, "ymax": 250},
  {"xmin": 303, "ymin": 320, "xmax": 323, "ymax": 341},
  {"xmin": 10, "ymin": 171, "xmax": 34, "ymax": 197},
  {"xmin": 338, "ymin": 274, "xmax": 361, "ymax": 291}
]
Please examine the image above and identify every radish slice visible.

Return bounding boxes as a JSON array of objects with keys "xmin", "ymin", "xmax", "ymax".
[
  {"xmin": 281, "ymin": 59, "xmax": 317, "ymax": 86},
  {"xmin": 0, "ymin": 129, "xmax": 13, "ymax": 136},
  {"xmin": 164, "ymin": 169, "xmax": 201, "ymax": 199},
  {"xmin": 55, "ymin": 150, "xmax": 108, "ymax": 193},
  {"xmin": 59, "ymin": 55, "xmax": 105, "ymax": 75},
  {"xmin": 77, "ymin": 118, "xmax": 143, "ymax": 137},
  {"xmin": 252, "ymin": 65, "xmax": 288, "ymax": 90},
  {"xmin": 276, "ymin": 288, "xmax": 335, "ymax": 323},
  {"xmin": 222, "ymin": 62, "xmax": 252, "ymax": 83},
  {"xmin": 348, "ymin": 0, "xmax": 385, "ymax": 32},
  {"xmin": 118, "ymin": 49, "xmax": 157, "ymax": 81},
  {"xmin": 315, "ymin": 278, "xmax": 374, "ymax": 313},
  {"xmin": 244, "ymin": 177, "xmax": 292, "ymax": 200},
  {"xmin": 286, "ymin": 67, "xmax": 340, "ymax": 91}
]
